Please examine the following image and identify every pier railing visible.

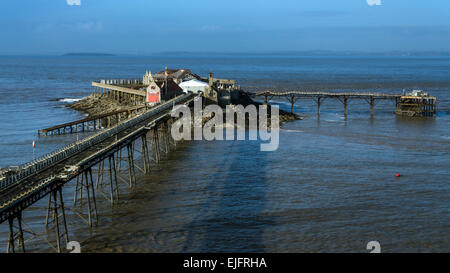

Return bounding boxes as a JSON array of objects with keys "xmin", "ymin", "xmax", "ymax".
[
  {"xmin": 0, "ymin": 93, "xmax": 194, "ymax": 191},
  {"xmin": 255, "ymin": 90, "xmax": 401, "ymax": 98},
  {"xmin": 99, "ymin": 78, "xmax": 142, "ymax": 85},
  {"xmin": 249, "ymin": 90, "xmax": 403, "ymax": 115}
]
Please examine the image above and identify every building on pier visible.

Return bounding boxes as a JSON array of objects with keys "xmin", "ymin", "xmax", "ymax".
[
  {"xmin": 152, "ymin": 68, "xmax": 201, "ymax": 84},
  {"xmin": 395, "ymin": 90, "xmax": 437, "ymax": 117},
  {"xmin": 96, "ymin": 68, "xmax": 240, "ymax": 106},
  {"xmin": 144, "ymin": 70, "xmax": 183, "ymax": 105},
  {"xmin": 179, "ymin": 79, "xmax": 210, "ymax": 94}
]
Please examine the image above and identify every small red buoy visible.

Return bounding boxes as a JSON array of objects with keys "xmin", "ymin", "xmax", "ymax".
[{"xmin": 395, "ymin": 173, "xmax": 401, "ymax": 177}]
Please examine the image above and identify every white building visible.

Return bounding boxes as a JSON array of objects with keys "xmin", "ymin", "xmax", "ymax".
[{"xmin": 178, "ymin": 79, "xmax": 209, "ymax": 94}]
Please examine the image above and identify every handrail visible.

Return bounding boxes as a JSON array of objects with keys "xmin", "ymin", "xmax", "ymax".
[
  {"xmin": 0, "ymin": 93, "xmax": 194, "ymax": 191},
  {"xmin": 255, "ymin": 90, "xmax": 401, "ymax": 98}
]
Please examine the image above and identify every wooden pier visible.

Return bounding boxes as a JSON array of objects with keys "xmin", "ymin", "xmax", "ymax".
[
  {"xmin": 38, "ymin": 105, "xmax": 147, "ymax": 136},
  {"xmin": 252, "ymin": 90, "xmax": 436, "ymax": 116},
  {"xmin": 0, "ymin": 93, "xmax": 197, "ymax": 253},
  {"xmin": 91, "ymin": 81, "xmax": 146, "ymax": 105},
  {"xmin": 395, "ymin": 95, "xmax": 437, "ymax": 117},
  {"xmin": 37, "ymin": 80, "xmax": 152, "ymax": 137}
]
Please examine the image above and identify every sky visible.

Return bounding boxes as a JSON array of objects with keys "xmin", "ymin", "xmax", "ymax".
[{"xmin": 1, "ymin": 0, "xmax": 449, "ymax": 54}]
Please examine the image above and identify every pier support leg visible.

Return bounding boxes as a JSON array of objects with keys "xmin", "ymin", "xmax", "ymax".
[
  {"xmin": 141, "ymin": 135, "xmax": 150, "ymax": 174},
  {"xmin": 44, "ymin": 185, "xmax": 69, "ymax": 253},
  {"xmin": 344, "ymin": 96, "xmax": 348, "ymax": 116},
  {"xmin": 152, "ymin": 127, "xmax": 161, "ymax": 163},
  {"xmin": 73, "ymin": 170, "xmax": 98, "ymax": 227},
  {"xmin": 163, "ymin": 122, "xmax": 170, "ymax": 155},
  {"xmin": 74, "ymin": 175, "xmax": 83, "ymax": 207},
  {"xmin": 126, "ymin": 144, "xmax": 136, "ymax": 188},
  {"xmin": 370, "ymin": 97, "xmax": 374, "ymax": 116},
  {"xmin": 99, "ymin": 155, "xmax": 120, "ymax": 205},
  {"xmin": 88, "ymin": 168, "xmax": 98, "ymax": 227},
  {"xmin": 7, "ymin": 212, "xmax": 25, "ymax": 253},
  {"xmin": 290, "ymin": 96, "xmax": 295, "ymax": 113},
  {"xmin": 96, "ymin": 160, "xmax": 105, "ymax": 188},
  {"xmin": 116, "ymin": 149, "xmax": 122, "ymax": 174},
  {"xmin": 111, "ymin": 155, "xmax": 119, "ymax": 202},
  {"xmin": 287, "ymin": 95, "xmax": 298, "ymax": 114},
  {"xmin": 317, "ymin": 97, "xmax": 321, "ymax": 116}
]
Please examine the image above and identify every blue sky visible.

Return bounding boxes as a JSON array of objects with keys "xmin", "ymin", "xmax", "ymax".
[{"xmin": 1, "ymin": 0, "xmax": 449, "ymax": 54}]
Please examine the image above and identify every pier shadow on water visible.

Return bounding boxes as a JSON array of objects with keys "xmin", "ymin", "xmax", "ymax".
[{"xmin": 181, "ymin": 137, "xmax": 274, "ymax": 252}]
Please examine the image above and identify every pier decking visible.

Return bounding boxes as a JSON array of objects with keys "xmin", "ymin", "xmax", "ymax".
[
  {"xmin": 92, "ymin": 81, "xmax": 146, "ymax": 105},
  {"xmin": 251, "ymin": 90, "xmax": 436, "ymax": 116},
  {"xmin": 0, "ymin": 93, "xmax": 197, "ymax": 252},
  {"xmin": 38, "ymin": 105, "xmax": 147, "ymax": 136}
]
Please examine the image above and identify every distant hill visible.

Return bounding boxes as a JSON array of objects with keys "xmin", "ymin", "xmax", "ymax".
[{"xmin": 63, "ymin": 53, "xmax": 115, "ymax": 56}]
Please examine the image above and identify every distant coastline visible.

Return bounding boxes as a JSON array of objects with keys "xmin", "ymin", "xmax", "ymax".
[
  {"xmin": 157, "ymin": 50, "xmax": 450, "ymax": 57},
  {"xmin": 63, "ymin": 53, "xmax": 115, "ymax": 56}
]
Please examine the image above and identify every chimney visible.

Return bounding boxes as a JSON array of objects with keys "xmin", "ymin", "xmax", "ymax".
[{"xmin": 208, "ymin": 71, "xmax": 213, "ymax": 87}]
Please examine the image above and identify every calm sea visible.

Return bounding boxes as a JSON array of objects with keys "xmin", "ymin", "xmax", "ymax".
[{"xmin": 0, "ymin": 55, "xmax": 449, "ymax": 252}]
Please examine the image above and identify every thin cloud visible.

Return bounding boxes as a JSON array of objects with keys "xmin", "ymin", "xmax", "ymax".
[
  {"xmin": 35, "ymin": 21, "xmax": 103, "ymax": 33},
  {"xmin": 66, "ymin": 0, "xmax": 81, "ymax": 6},
  {"xmin": 295, "ymin": 10, "xmax": 351, "ymax": 17},
  {"xmin": 367, "ymin": 0, "xmax": 382, "ymax": 6}
]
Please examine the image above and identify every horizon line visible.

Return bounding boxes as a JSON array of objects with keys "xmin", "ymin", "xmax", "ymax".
[{"xmin": 1, "ymin": 50, "xmax": 450, "ymax": 57}]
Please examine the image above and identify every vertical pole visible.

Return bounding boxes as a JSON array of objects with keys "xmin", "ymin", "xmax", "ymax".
[
  {"xmin": 127, "ymin": 144, "xmax": 136, "ymax": 188},
  {"xmin": 127, "ymin": 145, "xmax": 132, "ymax": 187},
  {"xmin": 7, "ymin": 217, "xmax": 15, "ymax": 253},
  {"xmin": 96, "ymin": 160, "xmax": 104, "ymax": 188},
  {"xmin": 290, "ymin": 95, "xmax": 295, "ymax": 114},
  {"xmin": 17, "ymin": 212, "xmax": 25, "ymax": 253},
  {"xmin": 52, "ymin": 190, "xmax": 61, "ymax": 253},
  {"xmin": 112, "ymin": 154, "xmax": 119, "ymax": 202},
  {"xmin": 58, "ymin": 187, "xmax": 69, "ymax": 246},
  {"xmin": 317, "ymin": 97, "xmax": 321, "ymax": 116},
  {"xmin": 46, "ymin": 193, "xmax": 52, "ymax": 227},
  {"xmin": 370, "ymin": 97, "xmax": 374, "ymax": 116},
  {"xmin": 74, "ymin": 174, "xmax": 84, "ymax": 207},
  {"xmin": 108, "ymin": 156, "xmax": 114, "ymax": 204},
  {"xmin": 131, "ymin": 144, "xmax": 136, "ymax": 186},
  {"xmin": 117, "ymin": 148, "xmax": 122, "ymax": 174},
  {"xmin": 344, "ymin": 96, "xmax": 348, "ymax": 116},
  {"xmin": 84, "ymin": 171, "xmax": 92, "ymax": 227},
  {"xmin": 89, "ymin": 168, "xmax": 98, "ymax": 224},
  {"xmin": 74, "ymin": 175, "xmax": 79, "ymax": 207},
  {"xmin": 142, "ymin": 135, "xmax": 149, "ymax": 174},
  {"xmin": 163, "ymin": 122, "xmax": 169, "ymax": 155},
  {"xmin": 154, "ymin": 128, "xmax": 160, "ymax": 163}
]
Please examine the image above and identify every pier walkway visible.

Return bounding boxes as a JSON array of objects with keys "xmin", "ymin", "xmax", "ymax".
[
  {"xmin": 251, "ymin": 90, "xmax": 402, "ymax": 115},
  {"xmin": 0, "ymin": 93, "xmax": 197, "ymax": 252},
  {"xmin": 38, "ymin": 105, "xmax": 147, "ymax": 136},
  {"xmin": 91, "ymin": 82, "xmax": 146, "ymax": 105}
]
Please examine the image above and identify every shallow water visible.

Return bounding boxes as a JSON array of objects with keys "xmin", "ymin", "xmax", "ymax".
[{"xmin": 0, "ymin": 55, "xmax": 448, "ymax": 252}]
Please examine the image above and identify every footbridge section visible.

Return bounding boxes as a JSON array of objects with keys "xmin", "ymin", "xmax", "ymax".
[{"xmin": 0, "ymin": 93, "xmax": 197, "ymax": 252}]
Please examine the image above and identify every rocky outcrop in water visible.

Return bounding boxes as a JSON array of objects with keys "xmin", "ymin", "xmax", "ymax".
[{"xmin": 69, "ymin": 95, "xmax": 132, "ymax": 117}]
